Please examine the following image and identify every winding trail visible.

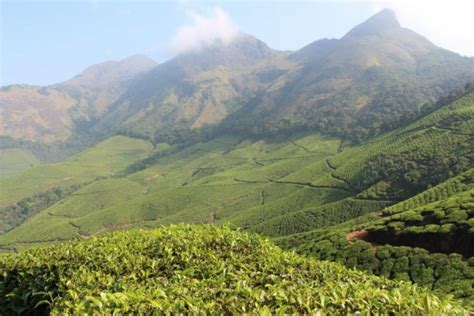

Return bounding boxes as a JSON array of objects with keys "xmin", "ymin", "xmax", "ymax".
[
  {"xmin": 233, "ymin": 178, "xmax": 353, "ymax": 193},
  {"xmin": 290, "ymin": 140, "xmax": 311, "ymax": 153},
  {"xmin": 325, "ymin": 159, "xmax": 357, "ymax": 192},
  {"xmin": 432, "ymin": 125, "xmax": 472, "ymax": 137}
]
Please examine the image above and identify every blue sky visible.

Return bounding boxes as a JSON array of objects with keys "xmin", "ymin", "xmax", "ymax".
[{"xmin": 1, "ymin": 0, "xmax": 472, "ymax": 86}]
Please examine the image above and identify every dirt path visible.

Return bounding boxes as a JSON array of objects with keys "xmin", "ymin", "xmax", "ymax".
[
  {"xmin": 233, "ymin": 177, "xmax": 353, "ymax": 193},
  {"xmin": 290, "ymin": 140, "xmax": 311, "ymax": 153}
]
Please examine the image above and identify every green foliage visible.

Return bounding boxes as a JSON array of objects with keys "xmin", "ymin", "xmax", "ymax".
[
  {"xmin": 0, "ymin": 184, "xmax": 84, "ymax": 234},
  {"xmin": 276, "ymin": 173, "xmax": 474, "ymax": 308},
  {"xmin": 366, "ymin": 189, "xmax": 474, "ymax": 258},
  {"xmin": 276, "ymin": 221, "xmax": 474, "ymax": 309},
  {"xmin": 0, "ymin": 225, "xmax": 466, "ymax": 314},
  {"xmin": 0, "ymin": 136, "xmax": 152, "ymax": 208},
  {"xmin": 0, "ymin": 148, "xmax": 39, "ymax": 179}
]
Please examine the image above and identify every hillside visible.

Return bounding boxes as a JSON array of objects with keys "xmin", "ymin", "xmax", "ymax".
[
  {"xmin": 0, "ymin": 91, "xmax": 471, "ymax": 243},
  {"xmin": 224, "ymin": 9, "xmax": 474, "ymax": 142},
  {"xmin": 276, "ymin": 169, "xmax": 474, "ymax": 307},
  {"xmin": 0, "ymin": 56, "xmax": 156, "ymax": 143},
  {"xmin": 0, "ymin": 224, "xmax": 466, "ymax": 314},
  {"xmin": 0, "ymin": 136, "xmax": 152, "ymax": 235},
  {"xmin": 0, "ymin": 88, "xmax": 471, "ymax": 308}
]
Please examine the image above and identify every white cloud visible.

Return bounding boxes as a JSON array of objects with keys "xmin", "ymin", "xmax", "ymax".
[
  {"xmin": 369, "ymin": 0, "xmax": 474, "ymax": 56},
  {"xmin": 170, "ymin": 6, "xmax": 239, "ymax": 55}
]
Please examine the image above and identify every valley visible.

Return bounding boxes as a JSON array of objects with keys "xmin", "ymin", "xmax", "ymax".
[{"xmin": 1, "ymin": 90, "xmax": 473, "ymax": 308}]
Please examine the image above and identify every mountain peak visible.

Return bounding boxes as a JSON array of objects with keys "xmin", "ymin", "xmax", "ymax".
[
  {"xmin": 119, "ymin": 54, "xmax": 157, "ymax": 68},
  {"xmin": 343, "ymin": 9, "xmax": 400, "ymax": 39},
  {"xmin": 172, "ymin": 33, "xmax": 276, "ymax": 71},
  {"xmin": 62, "ymin": 55, "xmax": 156, "ymax": 89}
]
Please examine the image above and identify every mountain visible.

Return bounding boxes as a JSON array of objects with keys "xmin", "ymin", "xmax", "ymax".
[
  {"xmin": 0, "ymin": 224, "xmax": 465, "ymax": 314},
  {"xmin": 224, "ymin": 9, "xmax": 474, "ymax": 141},
  {"xmin": 57, "ymin": 54, "xmax": 157, "ymax": 117},
  {"xmin": 94, "ymin": 34, "xmax": 291, "ymax": 139},
  {"xmin": 2, "ymin": 10, "xmax": 472, "ymax": 146},
  {"xmin": 92, "ymin": 9, "xmax": 474, "ymax": 144},
  {"xmin": 0, "ymin": 55, "xmax": 156, "ymax": 143}
]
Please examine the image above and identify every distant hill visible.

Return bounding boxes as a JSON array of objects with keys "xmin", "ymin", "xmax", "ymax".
[
  {"xmin": 96, "ymin": 9, "xmax": 474, "ymax": 143},
  {"xmin": 224, "ymin": 9, "xmax": 474, "ymax": 141},
  {"xmin": 0, "ymin": 55, "xmax": 156, "ymax": 143},
  {"xmin": 0, "ymin": 224, "xmax": 465, "ymax": 314},
  {"xmin": 95, "ymin": 34, "xmax": 291, "ymax": 139}
]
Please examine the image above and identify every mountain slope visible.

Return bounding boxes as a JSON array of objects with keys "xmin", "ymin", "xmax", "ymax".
[
  {"xmin": 0, "ymin": 88, "xmax": 471, "ymax": 305},
  {"xmin": 276, "ymin": 169, "xmax": 474, "ymax": 308},
  {"xmin": 95, "ymin": 34, "xmax": 293, "ymax": 139},
  {"xmin": 0, "ymin": 90, "xmax": 471, "ymax": 248},
  {"xmin": 0, "ymin": 56, "xmax": 156, "ymax": 143},
  {"xmin": 224, "ymin": 9, "xmax": 474, "ymax": 141},
  {"xmin": 0, "ymin": 224, "xmax": 466, "ymax": 314}
]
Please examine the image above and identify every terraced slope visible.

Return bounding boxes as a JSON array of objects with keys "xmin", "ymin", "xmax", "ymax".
[
  {"xmin": 0, "ymin": 91, "xmax": 472, "ymax": 307},
  {"xmin": 0, "ymin": 148, "xmax": 39, "ymax": 179},
  {"xmin": 0, "ymin": 133, "xmax": 347, "ymax": 249},
  {"xmin": 0, "ymin": 136, "xmax": 152, "ymax": 237},
  {"xmin": 0, "ymin": 225, "xmax": 466, "ymax": 314},
  {"xmin": 243, "ymin": 92, "xmax": 474, "ymax": 237},
  {"xmin": 276, "ymin": 169, "xmax": 474, "ymax": 307}
]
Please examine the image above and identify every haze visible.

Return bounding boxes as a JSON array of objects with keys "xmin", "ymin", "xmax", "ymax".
[{"xmin": 1, "ymin": 0, "xmax": 473, "ymax": 86}]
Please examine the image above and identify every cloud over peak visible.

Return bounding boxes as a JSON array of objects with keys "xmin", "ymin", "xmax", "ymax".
[{"xmin": 170, "ymin": 7, "xmax": 239, "ymax": 55}]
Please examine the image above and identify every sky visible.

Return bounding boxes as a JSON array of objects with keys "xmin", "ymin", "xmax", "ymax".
[{"xmin": 1, "ymin": 0, "xmax": 473, "ymax": 86}]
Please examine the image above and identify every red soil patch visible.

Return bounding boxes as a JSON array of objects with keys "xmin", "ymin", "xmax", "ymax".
[
  {"xmin": 144, "ymin": 173, "xmax": 159, "ymax": 182},
  {"xmin": 346, "ymin": 229, "xmax": 369, "ymax": 242},
  {"xmin": 346, "ymin": 229, "xmax": 378, "ymax": 253}
]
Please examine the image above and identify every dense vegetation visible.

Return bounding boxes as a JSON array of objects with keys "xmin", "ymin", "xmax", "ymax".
[
  {"xmin": 276, "ymin": 170, "xmax": 474, "ymax": 308},
  {"xmin": 0, "ymin": 184, "xmax": 84, "ymax": 234},
  {"xmin": 366, "ymin": 189, "xmax": 474, "ymax": 258},
  {"xmin": 0, "ymin": 224, "xmax": 467, "ymax": 314},
  {"xmin": 277, "ymin": 219, "xmax": 474, "ymax": 309}
]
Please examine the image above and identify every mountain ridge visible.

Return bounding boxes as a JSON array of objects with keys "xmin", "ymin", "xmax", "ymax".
[{"xmin": 1, "ymin": 9, "xmax": 473, "ymax": 147}]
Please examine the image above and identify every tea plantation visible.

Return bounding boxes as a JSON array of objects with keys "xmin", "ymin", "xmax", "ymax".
[
  {"xmin": 276, "ymin": 170, "xmax": 474, "ymax": 308},
  {"xmin": 0, "ymin": 92, "xmax": 472, "ymax": 309},
  {"xmin": 0, "ymin": 225, "xmax": 467, "ymax": 314}
]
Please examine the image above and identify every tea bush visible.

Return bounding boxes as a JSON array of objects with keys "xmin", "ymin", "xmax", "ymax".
[{"xmin": 0, "ymin": 224, "xmax": 466, "ymax": 314}]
